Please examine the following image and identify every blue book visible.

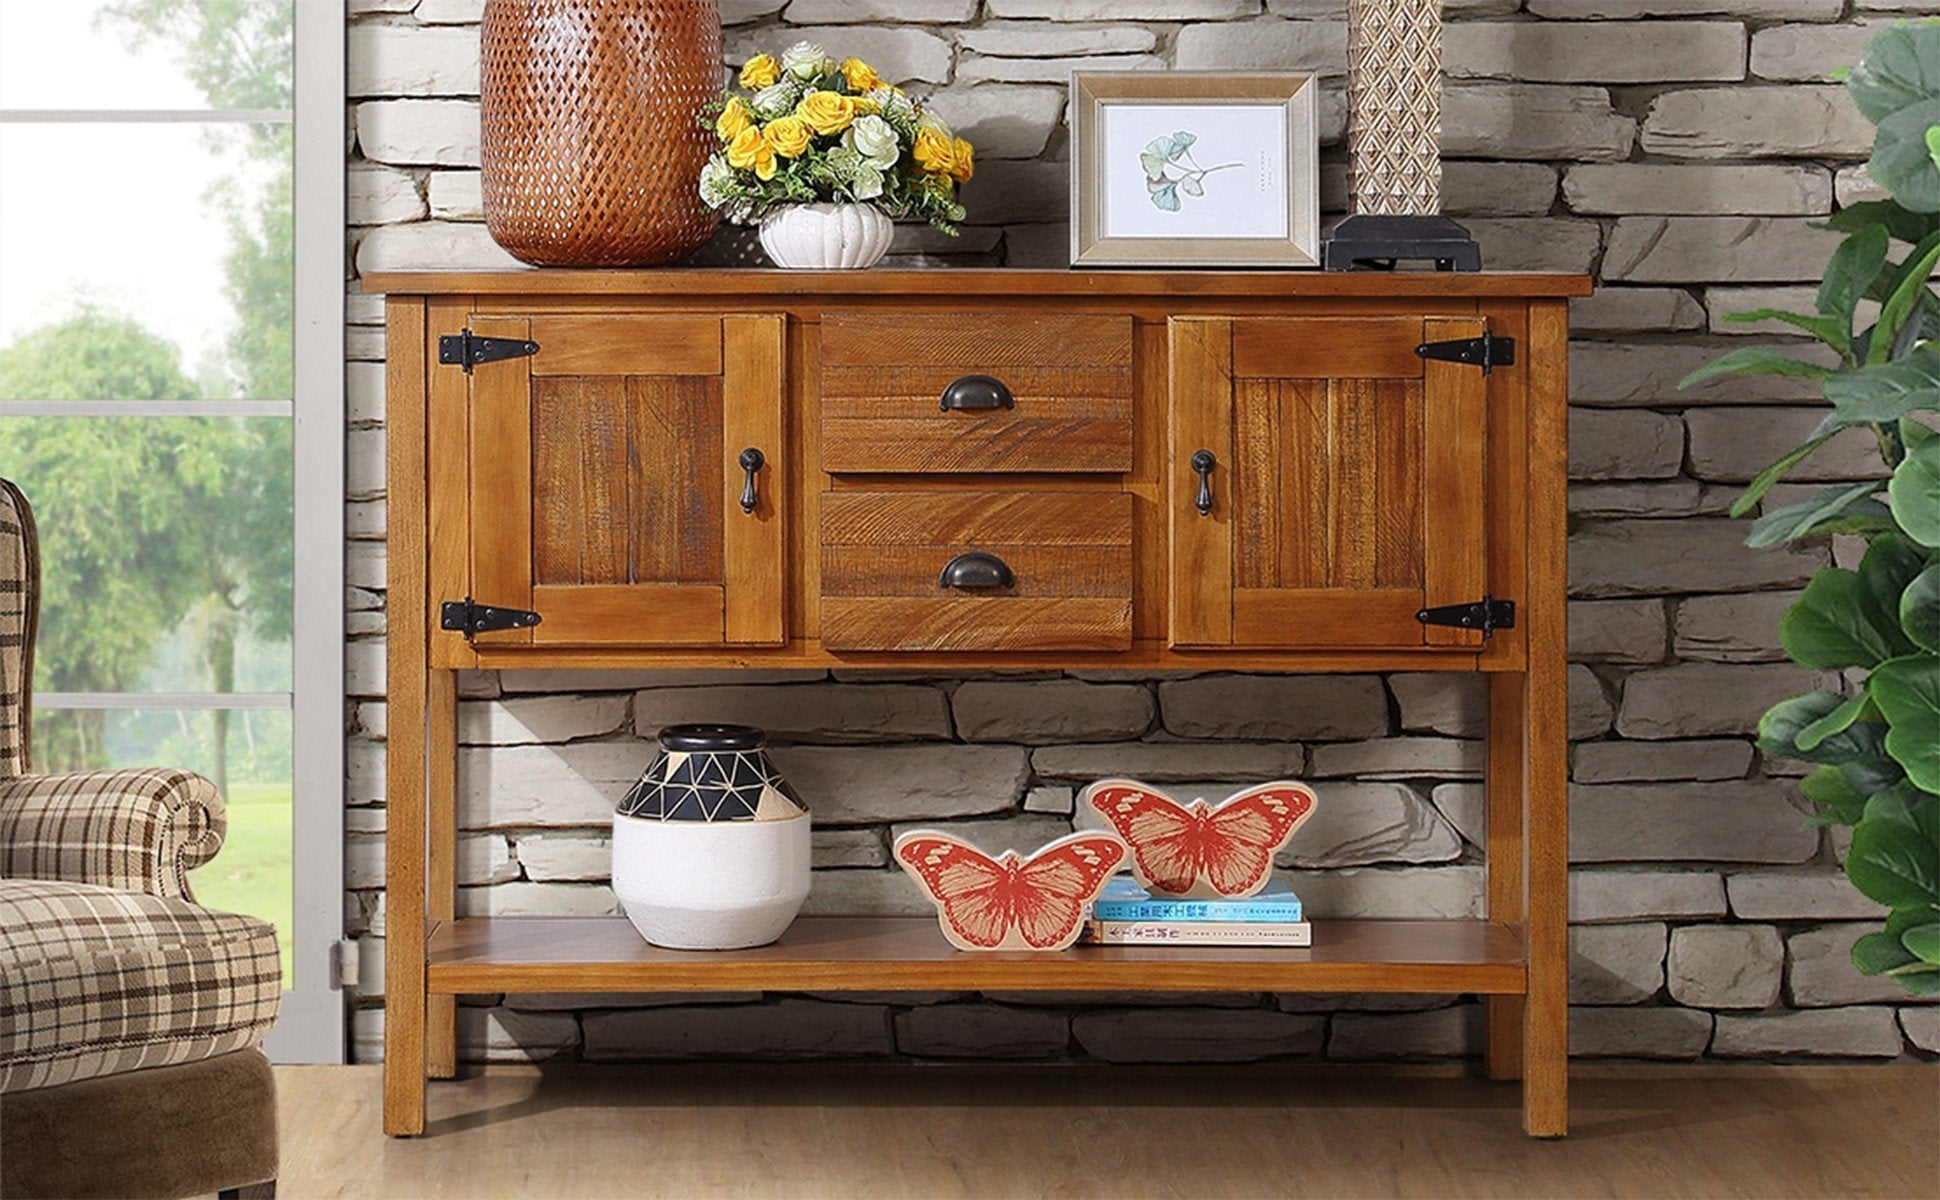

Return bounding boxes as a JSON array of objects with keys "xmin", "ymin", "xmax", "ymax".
[{"xmin": 1091, "ymin": 876, "xmax": 1303, "ymax": 923}]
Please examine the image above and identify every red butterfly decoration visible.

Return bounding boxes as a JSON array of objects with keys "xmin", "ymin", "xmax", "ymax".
[
  {"xmin": 1081, "ymin": 779, "xmax": 1318, "ymax": 898},
  {"xmin": 894, "ymin": 830, "xmax": 1128, "ymax": 951}
]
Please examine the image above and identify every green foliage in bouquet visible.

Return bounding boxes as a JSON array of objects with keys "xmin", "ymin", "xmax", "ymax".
[
  {"xmin": 1684, "ymin": 21, "xmax": 1940, "ymax": 995},
  {"xmin": 697, "ymin": 41, "xmax": 971, "ymax": 234}
]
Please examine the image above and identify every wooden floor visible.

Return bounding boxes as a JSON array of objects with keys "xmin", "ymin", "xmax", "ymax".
[{"xmin": 276, "ymin": 1063, "xmax": 1938, "ymax": 1199}]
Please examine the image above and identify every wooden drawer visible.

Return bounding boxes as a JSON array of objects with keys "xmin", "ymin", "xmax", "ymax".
[
  {"xmin": 820, "ymin": 490, "xmax": 1133, "ymax": 652},
  {"xmin": 819, "ymin": 311, "xmax": 1134, "ymax": 473}
]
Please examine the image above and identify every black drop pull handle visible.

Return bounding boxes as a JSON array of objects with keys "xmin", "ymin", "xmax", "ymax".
[
  {"xmin": 1190, "ymin": 449, "xmax": 1216, "ymax": 517},
  {"xmin": 738, "ymin": 447, "xmax": 764, "ymax": 514},
  {"xmin": 939, "ymin": 374, "xmax": 1015, "ymax": 412},
  {"xmin": 938, "ymin": 551, "xmax": 1016, "ymax": 591}
]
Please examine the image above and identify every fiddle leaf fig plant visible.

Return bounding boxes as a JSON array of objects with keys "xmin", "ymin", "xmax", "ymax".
[{"xmin": 1683, "ymin": 21, "xmax": 1940, "ymax": 995}]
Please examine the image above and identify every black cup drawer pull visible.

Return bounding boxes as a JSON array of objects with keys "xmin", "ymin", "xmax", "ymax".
[
  {"xmin": 939, "ymin": 375, "xmax": 1015, "ymax": 412},
  {"xmin": 938, "ymin": 551, "xmax": 1016, "ymax": 590}
]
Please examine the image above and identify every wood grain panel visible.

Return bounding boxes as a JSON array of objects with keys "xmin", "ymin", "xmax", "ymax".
[
  {"xmin": 526, "ymin": 314, "xmax": 721, "ymax": 377},
  {"xmin": 820, "ymin": 596, "xmax": 1133, "ymax": 652},
  {"xmin": 369, "ymin": 267, "xmax": 1594, "ymax": 298},
  {"xmin": 821, "ymin": 544, "xmax": 1131, "ymax": 598},
  {"xmin": 1329, "ymin": 379, "xmax": 1379, "ymax": 588},
  {"xmin": 821, "ymin": 364, "xmax": 1132, "ymax": 408},
  {"xmin": 381, "ymin": 294, "xmax": 429, "ymax": 1136},
  {"xmin": 530, "ymin": 583, "xmax": 725, "ymax": 646},
  {"xmin": 821, "ymin": 417, "xmax": 1132, "ymax": 474},
  {"xmin": 821, "ymin": 491, "xmax": 1132, "ymax": 546},
  {"xmin": 1233, "ymin": 587, "xmax": 1431, "ymax": 649},
  {"xmin": 1524, "ymin": 298, "xmax": 1572, "ymax": 1137},
  {"xmin": 723, "ymin": 315, "xmax": 787, "ymax": 645},
  {"xmin": 466, "ymin": 315, "xmax": 535, "ymax": 645},
  {"xmin": 821, "ymin": 354, "xmax": 1133, "ymax": 473},
  {"xmin": 1375, "ymin": 379, "xmax": 1426, "ymax": 589},
  {"xmin": 1231, "ymin": 316, "xmax": 1426, "ymax": 380},
  {"xmin": 1421, "ymin": 317, "xmax": 1489, "ymax": 648},
  {"xmin": 425, "ymin": 915, "xmax": 1526, "ymax": 995},
  {"xmin": 427, "ymin": 298, "xmax": 477, "ymax": 668},
  {"xmin": 1167, "ymin": 317, "xmax": 1234, "ymax": 647},
  {"xmin": 819, "ymin": 490, "xmax": 1132, "ymax": 652},
  {"xmin": 821, "ymin": 311, "xmax": 1133, "ymax": 368}
]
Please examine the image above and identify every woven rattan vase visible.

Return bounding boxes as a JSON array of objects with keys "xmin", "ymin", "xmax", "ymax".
[{"xmin": 480, "ymin": 0, "xmax": 721, "ymax": 267}]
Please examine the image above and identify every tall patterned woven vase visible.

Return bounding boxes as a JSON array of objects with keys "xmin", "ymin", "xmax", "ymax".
[
  {"xmin": 1322, "ymin": 0, "xmax": 1480, "ymax": 270},
  {"xmin": 480, "ymin": 0, "xmax": 721, "ymax": 267}
]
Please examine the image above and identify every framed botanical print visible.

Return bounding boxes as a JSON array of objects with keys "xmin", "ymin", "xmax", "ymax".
[{"xmin": 1069, "ymin": 72, "xmax": 1321, "ymax": 268}]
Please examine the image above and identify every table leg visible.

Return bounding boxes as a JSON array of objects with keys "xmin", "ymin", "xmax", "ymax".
[
  {"xmin": 426, "ymin": 668, "xmax": 458, "ymax": 1080},
  {"xmin": 1485, "ymin": 671, "xmax": 1526, "ymax": 1082}
]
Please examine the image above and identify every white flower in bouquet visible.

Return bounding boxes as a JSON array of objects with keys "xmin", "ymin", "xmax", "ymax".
[
  {"xmin": 870, "ymin": 86, "xmax": 917, "ymax": 133},
  {"xmin": 845, "ymin": 114, "xmax": 900, "ymax": 170},
  {"xmin": 781, "ymin": 41, "xmax": 833, "ymax": 81},
  {"xmin": 750, "ymin": 79, "xmax": 800, "ymax": 120},
  {"xmin": 698, "ymin": 154, "xmax": 736, "ymax": 207}
]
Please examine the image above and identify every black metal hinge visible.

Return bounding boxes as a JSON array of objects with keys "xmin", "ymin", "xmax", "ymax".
[
  {"xmin": 1417, "ymin": 596, "xmax": 1516, "ymax": 638},
  {"xmin": 438, "ymin": 329, "xmax": 539, "ymax": 373},
  {"xmin": 1416, "ymin": 331, "xmax": 1516, "ymax": 375},
  {"xmin": 440, "ymin": 597, "xmax": 542, "ymax": 639}
]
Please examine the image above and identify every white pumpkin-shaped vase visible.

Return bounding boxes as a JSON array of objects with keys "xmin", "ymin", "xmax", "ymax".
[
  {"xmin": 758, "ymin": 202, "xmax": 894, "ymax": 269},
  {"xmin": 611, "ymin": 723, "xmax": 810, "ymax": 950}
]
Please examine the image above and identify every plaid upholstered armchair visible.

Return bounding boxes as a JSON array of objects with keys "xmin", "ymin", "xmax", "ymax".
[{"xmin": 0, "ymin": 478, "xmax": 281, "ymax": 1200}]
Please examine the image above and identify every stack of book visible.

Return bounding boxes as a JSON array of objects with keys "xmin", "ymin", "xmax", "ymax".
[{"xmin": 1082, "ymin": 877, "xmax": 1311, "ymax": 946}]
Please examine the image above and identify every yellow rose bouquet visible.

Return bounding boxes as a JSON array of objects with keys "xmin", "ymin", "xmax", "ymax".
[{"xmin": 698, "ymin": 41, "xmax": 973, "ymax": 235}]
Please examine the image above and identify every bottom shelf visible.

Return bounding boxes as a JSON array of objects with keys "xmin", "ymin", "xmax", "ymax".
[{"xmin": 424, "ymin": 916, "xmax": 1527, "ymax": 996}]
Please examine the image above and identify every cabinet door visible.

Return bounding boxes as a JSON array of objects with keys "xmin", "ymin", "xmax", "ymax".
[
  {"xmin": 1169, "ymin": 315, "xmax": 1487, "ymax": 650},
  {"xmin": 465, "ymin": 313, "xmax": 785, "ymax": 647}
]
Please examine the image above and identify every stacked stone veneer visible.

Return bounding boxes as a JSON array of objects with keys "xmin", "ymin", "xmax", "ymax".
[{"xmin": 343, "ymin": 0, "xmax": 1940, "ymax": 1065}]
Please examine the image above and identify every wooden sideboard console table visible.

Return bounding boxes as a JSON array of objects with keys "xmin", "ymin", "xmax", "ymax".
[{"xmin": 369, "ymin": 268, "xmax": 1589, "ymax": 1138}]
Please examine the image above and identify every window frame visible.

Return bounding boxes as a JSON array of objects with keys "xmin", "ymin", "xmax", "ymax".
[{"xmin": 0, "ymin": 4, "xmax": 345, "ymax": 1064}]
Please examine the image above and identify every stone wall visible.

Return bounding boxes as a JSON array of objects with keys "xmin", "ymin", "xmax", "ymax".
[{"xmin": 342, "ymin": 0, "xmax": 1939, "ymax": 1065}]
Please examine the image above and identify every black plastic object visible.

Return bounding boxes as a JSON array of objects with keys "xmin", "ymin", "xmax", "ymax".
[{"xmin": 1322, "ymin": 214, "xmax": 1481, "ymax": 272}]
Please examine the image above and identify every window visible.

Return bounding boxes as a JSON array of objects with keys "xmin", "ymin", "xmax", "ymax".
[{"xmin": 0, "ymin": 0, "xmax": 343, "ymax": 1062}]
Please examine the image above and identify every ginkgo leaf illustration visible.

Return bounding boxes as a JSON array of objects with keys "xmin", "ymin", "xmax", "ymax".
[{"xmin": 1139, "ymin": 129, "xmax": 1238, "ymax": 212}]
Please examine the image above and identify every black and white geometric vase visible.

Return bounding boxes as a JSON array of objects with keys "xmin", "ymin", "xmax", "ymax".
[
  {"xmin": 617, "ymin": 723, "xmax": 806, "ymax": 822},
  {"xmin": 612, "ymin": 724, "xmax": 811, "ymax": 950}
]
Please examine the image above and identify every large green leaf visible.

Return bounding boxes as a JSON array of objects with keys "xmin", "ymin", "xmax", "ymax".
[
  {"xmin": 1858, "ymin": 534, "xmax": 1929, "ymax": 659},
  {"xmin": 1759, "ymin": 691, "xmax": 1896, "ymax": 770},
  {"xmin": 1820, "ymin": 222, "xmax": 1890, "ymax": 333},
  {"xmin": 1803, "ymin": 764, "xmax": 1870, "ymax": 825},
  {"xmin": 1904, "ymin": 921, "xmax": 1940, "ymax": 963},
  {"xmin": 1783, "ymin": 568, "xmax": 1903, "ymax": 667},
  {"xmin": 1745, "ymin": 484, "xmax": 1890, "ymax": 548},
  {"xmin": 1890, "ymin": 435, "xmax": 1940, "ymax": 547},
  {"xmin": 1730, "ymin": 434, "xmax": 1838, "ymax": 517},
  {"xmin": 1825, "ymin": 344, "xmax": 1940, "ymax": 422},
  {"xmin": 1846, "ymin": 22, "xmax": 1940, "ymax": 124},
  {"xmin": 1872, "ymin": 653, "xmax": 1940, "ymax": 790},
  {"xmin": 1721, "ymin": 308, "xmax": 1853, "ymax": 352},
  {"xmin": 1871, "ymin": 229, "xmax": 1940, "ymax": 355},
  {"xmin": 1872, "ymin": 97, "xmax": 1940, "ymax": 213},
  {"xmin": 1797, "ymin": 690, "xmax": 1877, "ymax": 752},
  {"xmin": 1846, "ymin": 798, "xmax": 1940, "ymax": 907},
  {"xmin": 1904, "ymin": 563, "xmax": 1940, "ymax": 653},
  {"xmin": 1822, "ymin": 199, "xmax": 1940, "ymax": 246},
  {"xmin": 1853, "ymin": 928, "xmax": 1918, "ymax": 974},
  {"xmin": 1679, "ymin": 346, "xmax": 1836, "ymax": 390}
]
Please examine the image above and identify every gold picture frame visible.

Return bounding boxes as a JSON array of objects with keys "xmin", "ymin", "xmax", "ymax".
[{"xmin": 1069, "ymin": 72, "xmax": 1320, "ymax": 268}]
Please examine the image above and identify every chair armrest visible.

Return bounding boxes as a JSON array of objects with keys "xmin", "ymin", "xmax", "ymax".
[{"xmin": 0, "ymin": 768, "xmax": 226, "ymax": 900}]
